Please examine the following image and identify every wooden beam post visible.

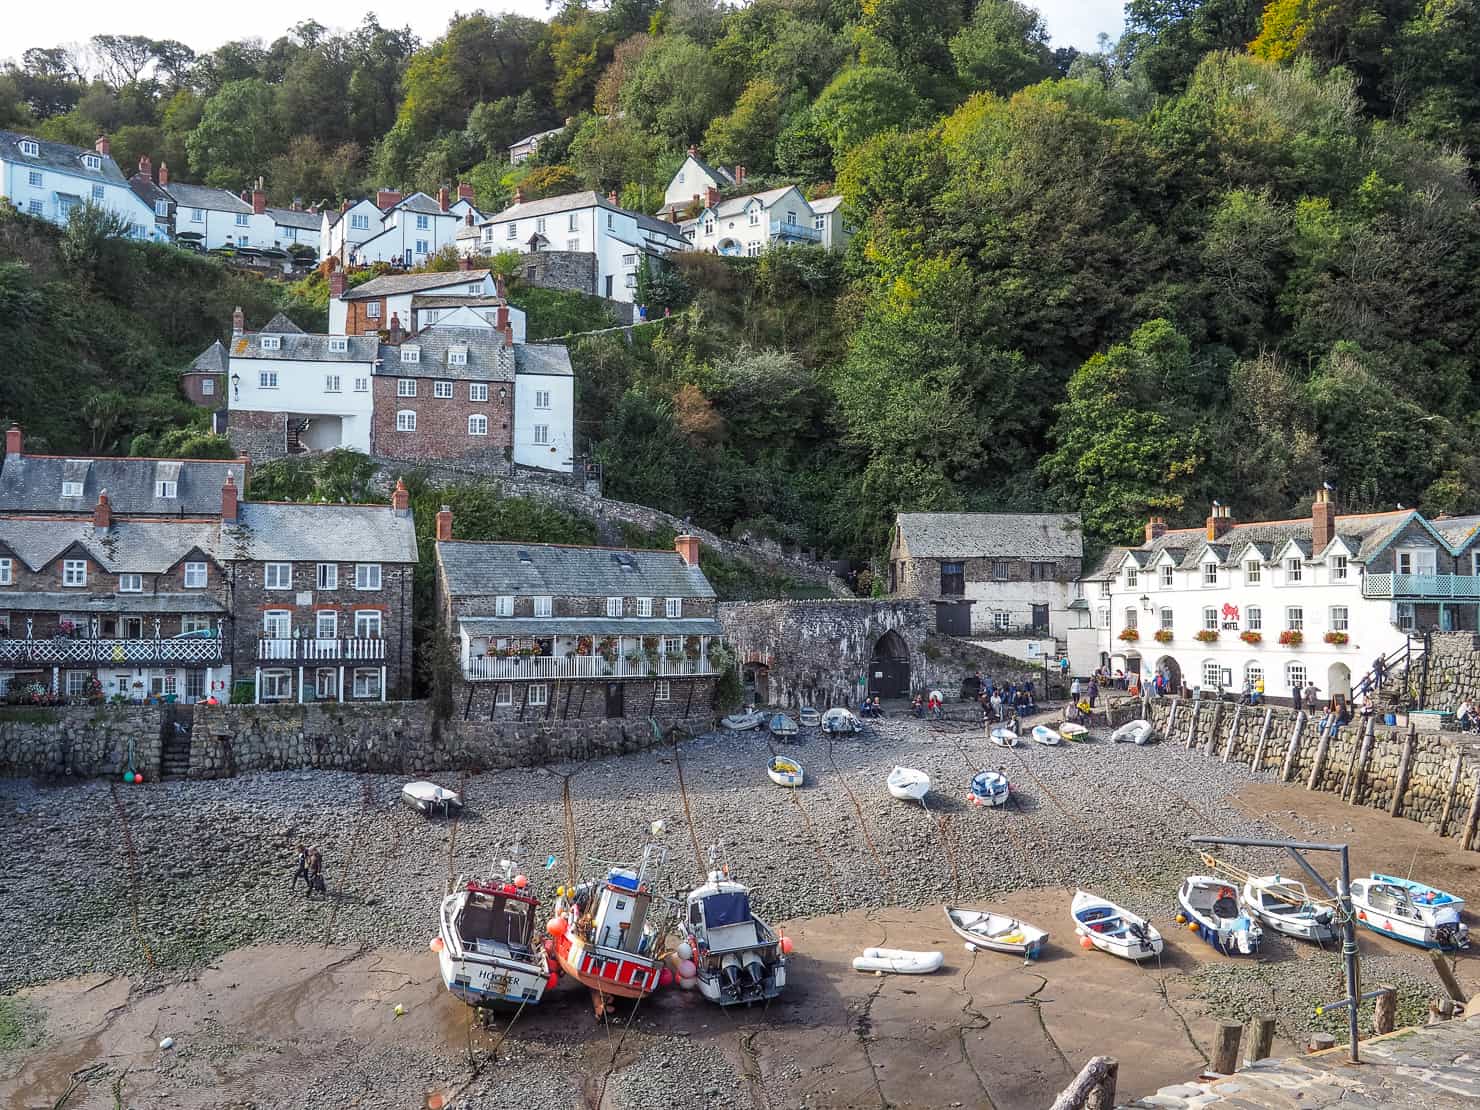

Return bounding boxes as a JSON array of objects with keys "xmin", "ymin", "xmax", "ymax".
[
  {"xmin": 1185, "ymin": 700, "xmax": 1201, "ymax": 749},
  {"xmin": 1438, "ymin": 753, "xmax": 1465, "ymax": 838},
  {"xmin": 1280, "ymin": 712, "xmax": 1306, "ymax": 783},
  {"xmin": 1211, "ymin": 1022, "xmax": 1243, "ymax": 1075},
  {"xmin": 1049, "ymin": 1056, "xmax": 1118, "ymax": 1110},
  {"xmin": 1462, "ymin": 771, "xmax": 1480, "ymax": 851},
  {"xmin": 1248, "ymin": 1016, "xmax": 1276, "ymax": 1064},
  {"xmin": 1222, "ymin": 702, "xmax": 1243, "ymax": 763},
  {"xmin": 1251, "ymin": 706, "xmax": 1274, "ymax": 772},
  {"xmin": 1348, "ymin": 716, "xmax": 1375, "ymax": 804},
  {"xmin": 1206, "ymin": 699, "xmax": 1224, "ymax": 755},
  {"xmin": 1166, "ymin": 696, "xmax": 1180, "ymax": 736},
  {"xmin": 1429, "ymin": 950, "xmax": 1468, "ymax": 1004},
  {"xmin": 1307, "ymin": 724, "xmax": 1333, "ymax": 791},
  {"xmin": 1391, "ymin": 730, "xmax": 1417, "ymax": 817},
  {"xmin": 1373, "ymin": 986, "xmax": 1397, "ymax": 1035}
]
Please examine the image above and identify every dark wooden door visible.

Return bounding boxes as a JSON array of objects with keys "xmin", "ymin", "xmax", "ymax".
[
  {"xmin": 868, "ymin": 658, "xmax": 910, "ymax": 699},
  {"xmin": 935, "ymin": 601, "xmax": 971, "ymax": 636},
  {"xmin": 605, "ymin": 682, "xmax": 624, "ymax": 718},
  {"xmin": 1031, "ymin": 604, "xmax": 1049, "ymax": 632}
]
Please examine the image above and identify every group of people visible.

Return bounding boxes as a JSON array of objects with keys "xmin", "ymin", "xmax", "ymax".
[
  {"xmin": 967, "ymin": 673, "xmax": 1037, "ymax": 723},
  {"xmin": 859, "ymin": 695, "xmax": 885, "ymax": 718},
  {"xmin": 291, "ymin": 844, "xmax": 327, "ymax": 898},
  {"xmin": 909, "ymin": 691, "xmax": 945, "ymax": 719}
]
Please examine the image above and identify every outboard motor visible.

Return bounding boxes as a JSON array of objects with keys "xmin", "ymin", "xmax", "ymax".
[
  {"xmin": 721, "ymin": 953, "xmax": 743, "ymax": 990},
  {"xmin": 743, "ymin": 951, "xmax": 767, "ymax": 987}
]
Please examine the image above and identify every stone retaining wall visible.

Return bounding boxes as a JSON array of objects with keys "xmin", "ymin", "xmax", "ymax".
[
  {"xmin": 0, "ymin": 706, "xmax": 163, "ymax": 780},
  {"xmin": 1420, "ymin": 632, "xmax": 1480, "ymax": 711},
  {"xmin": 1119, "ymin": 696, "xmax": 1480, "ymax": 845},
  {"xmin": 185, "ymin": 701, "xmax": 714, "ymax": 778}
]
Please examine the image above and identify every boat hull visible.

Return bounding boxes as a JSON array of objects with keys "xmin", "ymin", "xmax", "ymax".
[
  {"xmin": 852, "ymin": 947, "xmax": 943, "ymax": 974},
  {"xmin": 946, "ymin": 907, "xmax": 1047, "ymax": 960},
  {"xmin": 1072, "ymin": 891, "xmax": 1163, "ymax": 961},
  {"xmin": 767, "ymin": 761, "xmax": 804, "ymax": 787},
  {"xmin": 887, "ymin": 767, "xmax": 929, "ymax": 800},
  {"xmin": 553, "ymin": 934, "xmax": 662, "ymax": 1000},
  {"xmin": 437, "ymin": 946, "xmax": 547, "ymax": 1008}
]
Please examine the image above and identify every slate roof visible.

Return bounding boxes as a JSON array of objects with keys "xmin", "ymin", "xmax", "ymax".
[
  {"xmin": 410, "ymin": 295, "xmax": 505, "ymax": 309},
  {"xmin": 458, "ymin": 617, "xmax": 723, "ymax": 637},
  {"xmin": 0, "ymin": 130, "xmax": 128, "ymax": 186},
  {"xmin": 392, "ymin": 192, "xmax": 444, "ymax": 216},
  {"xmin": 0, "ymin": 517, "xmax": 223, "ymax": 573},
  {"xmin": 896, "ymin": 513, "xmax": 1083, "ymax": 560},
  {"xmin": 438, "ymin": 541, "xmax": 715, "ymax": 599},
  {"xmin": 1083, "ymin": 547, "xmax": 1129, "ymax": 580},
  {"xmin": 0, "ymin": 591, "xmax": 225, "ymax": 614},
  {"xmin": 810, "ymin": 195, "xmax": 844, "ymax": 214},
  {"xmin": 164, "ymin": 182, "xmax": 251, "ymax": 214},
  {"xmin": 377, "ymin": 327, "xmax": 515, "ymax": 382},
  {"xmin": 268, "ymin": 207, "xmax": 319, "ymax": 230},
  {"xmin": 343, "ymin": 270, "xmax": 491, "ymax": 299},
  {"xmin": 261, "ymin": 313, "xmax": 304, "ymax": 334},
  {"xmin": 187, "ymin": 341, "xmax": 226, "ymax": 374},
  {"xmin": 220, "ymin": 504, "xmax": 418, "ymax": 563},
  {"xmin": 1127, "ymin": 511, "xmax": 1415, "ymax": 567},
  {"xmin": 229, "ymin": 332, "xmax": 379, "ymax": 362},
  {"xmin": 711, "ymin": 187, "xmax": 799, "ymax": 220},
  {"xmin": 129, "ymin": 173, "xmax": 172, "ymax": 212},
  {"xmin": 511, "ymin": 125, "xmax": 565, "ymax": 149},
  {"xmin": 1434, "ymin": 515, "xmax": 1480, "ymax": 549},
  {"xmin": 685, "ymin": 155, "xmax": 735, "ymax": 188},
  {"xmin": 0, "ymin": 456, "xmax": 244, "ymax": 517},
  {"xmin": 514, "ymin": 345, "xmax": 573, "ymax": 377}
]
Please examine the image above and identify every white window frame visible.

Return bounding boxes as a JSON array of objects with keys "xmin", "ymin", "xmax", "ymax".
[
  {"xmin": 329, "ymin": 337, "xmax": 348, "ymax": 353},
  {"xmin": 260, "ymin": 335, "xmax": 281, "ymax": 351},
  {"xmin": 61, "ymin": 480, "xmax": 83, "ymax": 498},
  {"xmin": 1330, "ymin": 606, "xmax": 1349, "ymax": 632},
  {"xmin": 91, "ymin": 184, "xmax": 105, "ymax": 202},
  {"xmin": 568, "ymin": 212, "xmax": 578, "ymax": 232},
  {"xmin": 1330, "ymin": 555, "xmax": 1348, "ymax": 581},
  {"xmin": 496, "ymin": 684, "xmax": 513, "ymax": 706},
  {"xmin": 495, "ymin": 595, "xmax": 514, "ymax": 617},
  {"xmin": 259, "ymin": 370, "xmax": 278, "ymax": 389},
  {"xmin": 467, "ymin": 414, "xmax": 488, "ymax": 436},
  {"xmin": 535, "ymin": 390, "xmax": 551, "ymax": 410},
  {"xmin": 528, "ymin": 683, "xmax": 548, "ymax": 707},
  {"xmin": 352, "ymin": 668, "xmax": 382, "ymax": 698},
  {"xmin": 350, "ymin": 213, "xmax": 370, "ymax": 230},
  {"xmin": 20, "ymin": 140, "xmax": 39, "ymax": 157},
  {"xmin": 665, "ymin": 597, "xmax": 681, "ymax": 618},
  {"xmin": 1286, "ymin": 557, "xmax": 1303, "ymax": 584},
  {"xmin": 66, "ymin": 670, "xmax": 89, "ymax": 697},
  {"xmin": 264, "ymin": 563, "xmax": 292, "ymax": 590},
  {"xmin": 1202, "ymin": 660, "xmax": 1222, "ymax": 690},
  {"xmin": 415, "ymin": 238, "xmax": 429, "ymax": 255},
  {"xmin": 397, "ymin": 378, "xmax": 417, "ymax": 396},
  {"xmin": 262, "ymin": 670, "xmax": 292, "ymax": 701},
  {"xmin": 355, "ymin": 563, "xmax": 382, "ymax": 590},
  {"xmin": 1245, "ymin": 559, "xmax": 1261, "ymax": 584},
  {"xmin": 183, "ymin": 562, "xmax": 207, "ymax": 588},
  {"xmin": 1286, "ymin": 606, "xmax": 1304, "ymax": 632},
  {"xmin": 119, "ymin": 573, "xmax": 143, "ymax": 593},
  {"xmin": 636, "ymin": 597, "xmax": 653, "ymax": 617},
  {"xmin": 263, "ymin": 609, "xmax": 292, "ymax": 638},
  {"xmin": 470, "ymin": 383, "xmax": 489, "ymax": 402},
  {"xmin": 316, "ymin": 610, "xmax": 339, "ymax": 639},
  {"xmin": 83, "ymin": 154, "xmax": 101, "ymax": 170},
  {"xmin": 534, "ymin": 595, "xmax": 552, "ymax": 618},
  {"xmin": 434, "ymin": 380, "xmax": 453, "ymax": 398},
  {"xmin": 448, "ymin": 349, "xmax": 468, "ymax": 367},
  {"xmin": 155, "ymin": 480, "xmax": 179, "ymax": 499},
  {"xmin": 1202, "ymin": 562, "xmax": 1218, "ymax": 587},
  {"xmin": 396, "ymin": 410, "xmax": 416, "ymax": 432},
  {"xmin": 181, "ymin": 615, "xmax": 211, "ymax": 635},
  {"xmin": 655, "ymin": 680, "xmax": 671, "ymax": 702},
  {"xmin": 1159, "ymin": 607, "xmax": 1173, "ymax": 630},
  {"xmin": 1203, "ymin": 607, "xmax": 1218, "ymax": 632},
  {"xmin": 507, "ymin": 223, "xmax": 517, "ymax": 240},
  {"xmin": 606, "ymin": 596, "xmax": 623, "ymax": 618},
  {"xmin": 365, "ymin": 301, "xmax": 381, "ymax": 318},
  {"xmin": 415, "ymin": 214, "xmax": 429, "ymax": 230},
  {"xmin": 1126, "ymin": 566, "xmax": 1138, "ymax": 588},
  {"xmin": 533, "ymin": 425, "xmax": 550, "ymax": 445},
  {"xmin": 316, "ymin": 562, "xmax": 339, "ymax": 590},
  {"xmin": 354, "ymin": 377, "xmax": 368, "ymax": 392},
  {"xmin": 353, "ymin": 610, "xmax": 382, "ymax": 638},
  {"xmin": 1159, "ymin": 564, "xmax": 1173, "ymax": 588},
  {"xmin": 190, "ymin": 208, "xmax": 202, "ymax": 223},
  {"xmin": 324, "ymin": 374, "xmax": 341, "ymax": 393},
  {"xmin": 1123, "ymin": 608, "xmax": 1138, "ymax": 630},
  {"xmin": 234, "ymin": 213, "xmax": 249, "ymax": 227},
  {"xmin": 1286, "ymin": 662, "xmax": 1307, "ymax": 691},
  {"xmin": 63, "ymin": 559, "xmax": 87, "ymax": 587},
  {"xmin": 0, "ymin": 558, "xmax": 10, "ymax": 585},
  {"xmin": 201, "ymin": 378, "xmax": 215, "ymax": 396},
  {"xmin": 1247, "ymin": 605, "xmax": 1262, "ymax": 632}
]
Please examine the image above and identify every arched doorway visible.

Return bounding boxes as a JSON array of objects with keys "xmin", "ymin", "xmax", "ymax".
[
  {"xmin": 742, "ymin": 662, "xmax": 770, "ymax": 706},
  {"xmin": 1327, "ymin": 662, "xmax": 1351, "ymax": 704},
  {"xmin": 1155, "ymin": 655, "xmax": 1182, "ymax": 693},
  {"xmin": 868, "ymin": 631, "xmax": 911, "ymax": 699}
]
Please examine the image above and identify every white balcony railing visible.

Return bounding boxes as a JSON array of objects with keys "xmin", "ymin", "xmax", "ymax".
[
  {"xmin": 1363, "ymin": 574, "xmax": 1480, "ymax": 600},
  {"xmin": 0, "ymin": 636, "xmax": 223, "ymax": 665},
  {"xmin": 257, "ymin": 637, "xmax": 386, "ymax": 662},
  {"xmin": 462, "ymin": 653, "xmax": 717, "ymax": 682}
]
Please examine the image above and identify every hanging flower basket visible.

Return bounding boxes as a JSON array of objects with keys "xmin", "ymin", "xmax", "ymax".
[
  {"xmin": 641, "ymin": 635, "xmax": 659, "ymax": 653},
  {"xmin": 575, "ymin": 636, "xmax": 593, "ymax": 656},
  {"xmin": 1278, "ymin": 630, "xmax": 1303, "ymax": 646},
  {"xmin": 1153, "ymin": 629, "xmax": 1174, "ymax": 644},
  {"xmin": 1240, "ymin": 631, "xmax": 1262, "ymax": 645},
  {"xmin": 684, "ymin": 636, "xmax": 702, "ymax": 659},
  {"xmin": 1117, "ymin": 628, "xmax": 1140, "ymax": 642},
  {"xmin": 1323, "ymin": 631, "xmax": 1349, "ymax": 645},
  {"xmin": 1195, "ymin": 629, "xmax": 1219, "ymax": 643}
]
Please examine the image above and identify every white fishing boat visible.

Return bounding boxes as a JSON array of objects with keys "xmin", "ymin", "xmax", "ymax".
[
  {"xmin": 437, "ymin": 863, "xmax": 552, "ymax": 1010},
  {"xmin": 722, "ymin": 710, "xmax": 766, "ymax": 731},
  {"xmin": 679, "ymin": 850, "xmax": 788, "ymax": 1007},
  {"xmin": 946, "ymin": 906, "xmax": 1048, "ymax": 960},
  {"xmin": 1349, "ymin": 874, "xmax": 1469, "ymax": 950},
  {"xmin": 1071, "ymin": 890, "xmax": 1163, "ymax": 961},
  {"xmin": 967, "ymin": 769, "xmax": 1010, "ymax": 807},
  {"xmin": 1060, "ymin": 722, "xmax": 1090, "ymax": 742},
  {"xmin": 989, "ymin": 726, "xmax": 1019, "ymax": 747},
  {"xmin": 1110, "ymin": 719, "xmax": 1154, "ymax": 745},
  {"xmin": 887, "ymin": 765, "xmax": 930, "ymax": 801},
  {"xmin": 1177, "ymin": 876, "xmax": 1263, "ymax": 956},
  {"xmin": 768, "ymin": 713, "xmax": 799, "ymax": 740},
  {"xmin": 1032, "ymin": 725, "xmax": 1062, "ymax": 746},
  {"xmin": 821, "ymin": 708, "xmax": 860, "ymax": 735},
  {"xmin": 798, "ymin": 707, "xmax": 822, "ymax": 727},
  {"xmin": 851, "ymin": 947, "xmax": 943, "ymax": 975},
  {"xmin": 1240, "ymin": 875, "xmax": 1337, "ymax": 943},
  {"xmin": 402, "ymin": 780, "xmax": 464, "ymax": 817},
  {"xmin": 767, "ymin": 755, "xmax": 804, "ymax": 788}
]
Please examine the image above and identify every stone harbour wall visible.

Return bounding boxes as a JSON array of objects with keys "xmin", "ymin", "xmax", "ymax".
[
  {"xmin": 0, "ymin": 706, "xmax": 163, "ymax": 780},
  {"xmin": 1419, "ymin": 632, "xmax": 1480, "ymax": 711},
  {"xmin": 185, "ymin": 701, "xmax": 715, "ymax": 778},
  {"xmin": 1119, "ymin": 696, "xmax": 1480, "ymax": 846}
]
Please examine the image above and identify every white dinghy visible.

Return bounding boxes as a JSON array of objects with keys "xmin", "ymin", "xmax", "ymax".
[
  {"xmin": 767, "ymin": 755, "xmax": 804, "ymax": 788},
  {"xmin": 887, "ymin": 765, "xmax": 930, "ymax": 802},
  {"xmin": 1240, "ymin": 875, "xmax": 1337, "ymax": 944},
  {"xmin": 1110, "ymin": 719, "xmax": 1154, "ymax": 745},
  {"xmin": 1032, "ymin": 725, "xmax": 1062, "ymax": 746},
  {"xmin": 946, "ymin": 906, "xmax": 1048, "ymax": 960},
  {"xmin": 989, "ymin": 726, "xmax": 1020, "ymax": 748},
  {"xmin": 798, "ymin": 707, "xmax": 822, "ymax": 727},
  {"xmin": 1178, "ymin": 875, "xmax": 1263, "ymax": 956},
  {"xmin": 402, "ymin": 780, "xmax": 464, "ymax": 817},
  {"xmin": 851, "ymin": 947, "xmax": 943, "ymax": 975},
  {"xmin": 968, "ymin": 769, "xmax": 1010, "ymax": 807},
  {"xmin": 1350, "ymin": 874, "xmax": 1469, "ymax": 950},
  {"xmin": 722, "ymin": 711, "xmax": 765, "ymax": 731},
  {"xmin": 821, "ymin": 708, "xmax": 861, "ymax": 736},
  {"xmin": 1071, "ymin": 890, "xmax": 1163, "ymax": 961}
]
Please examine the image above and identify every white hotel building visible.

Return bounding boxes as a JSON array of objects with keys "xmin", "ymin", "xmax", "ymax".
[{"xmin": 1081, "ymin": 492, "xmax": 1480, "ymax": 703}]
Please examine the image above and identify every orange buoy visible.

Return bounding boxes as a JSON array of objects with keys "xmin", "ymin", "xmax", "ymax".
[
  {"xmin": 547, "ymin": 916, "xmax": 567, "ymax": 936},
  {"xmin": 1079, "ymin": 935, "xmax": 1094, "ymax": 950},
  {"xmin": 779, "ymin": 936, "xmax": 794, "ymax": 955},
  {"xmin": 513, "ymin": 874, "xmax": 528, "ymax": 889},
  {"xmin": 1187, "ymin": 922, "xmax": 1199, "ymax": 932},
  {"xmin": 1175, "ymin": 914, "xmax": 1187, "ymax": 925}
]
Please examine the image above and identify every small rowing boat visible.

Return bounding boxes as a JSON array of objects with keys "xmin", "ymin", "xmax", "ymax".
[
  {"xmin": 887, "ymin": 765, "xmax": 930, "ymax": 801},
  {"xmin": 1349, "ymin": 873, "xmax": 1469, "ymax": 950},
  {"xmin": 1032, "ymin": 724, "xmax": 1062, "ymax": 746},
  {"xmin": 989, "ymin": 726, "xmax": 1019, "ymax": 748},
  {"xmin": 821, "ymin": 708, "xmax": 860, "ymax": 735},
  {"xmin": 767, "ymin": 755, "xmax": 804, "ymax": 788},
  {"xmin": 968, "ymin": 769, "xmax": 1010, "ymax": 807},
  {"xmin": 1240, "ymin": 875, "xmax": 1336, "ymax": 943},
  {"xmin": 1177, "ymin": 875, "xmax": 1262, "ymax": 955},
  {"xmin": 1059, "ymin": 722, "xmax": 1090, "ymax": 741},
  {"xmin": 851, "ymin": 948, "xmax": 943, "ymax": 975},
  {"xmin": 1072, "ymin": 890, "xmax": 1163, "ymax": 961},
  {"xmin": 768, "ymin": 713, "xmax": 799, "ymax": 740},
  {"xmin": 1110, "ymin": 719, "xmax": 1154, "ymax": 745},
  {"xmin": 798, "ymin": 706, "xmax": 822, "ymax": 727},
  {"xmin": 946, "ymin": 906, "xmax": 1047, "ymax": 960}
]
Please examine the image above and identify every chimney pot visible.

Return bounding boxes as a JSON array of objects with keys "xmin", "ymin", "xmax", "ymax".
[
  {"xmin": 251, "ymin": 187, "xmax": 266, "ymax": 216},
  {"xmin": 232, "ymin": 306, "xmax": 245, "ymax": 335},
  {"xmin": 436, "ymin": 505, "xmax": 453, "ymax": 542},
  {"xmin": 458, "ymin": 182, "xmax": 474, "ymax": 201},
  {"xmin": 391, "ymin": 477, "xmax": 409, "ymax": 514},
  {"xmin": 5, "ymin": 423, "xmax": 22, "ymax": 457},
  {"xmin": 341, "ymin": 198, "xmax": 353, "ymax": 213},
  {"xmin": 675, "ymin": 534, "xmax": 701, "ymax": 568},
  {"xmin": 608, "ymin": 189, "xmax": 619, "ymax": 205},
  {"xmin": 438, "ymin": 186, "xmax": 450, "ymax": 212},
  {"xmin": 1312, "ymin": 487, "xmax": 1336, "ymax": 553},
  {"xmin": 221, "ymin": 472, "xmax": 239, "ymax": 522},
  {"xmin": 375, "ymin": 189, "xmax": 402, "ymax": 210},
  {"xmin": 1206, "ymin": 503, "xmax": 1236, "ymax": 542},
  {"xmin": 157, "ymin": 161, "xmax": 169, "ymax": 185},
  {"xmin": 94, "ymin": 134, "xmax": 110, "ymax": 156},
  {"xmin": 735, "ymin": 165, "xmax": 745, "ymax": 184},
  {"xmin": 704, "ymin": 186, "xmax": 720, "ymax": 208},
  {"xmin": 687, "ymin": 145, "xmax": 698, "ymax": 158},
  {"xmin": 138, "ymin": 154, "xmax": 152, "ymax": 177},
  {"xmin": 93, "ymin": 490, "xmax": 112, "ymax": 531}
]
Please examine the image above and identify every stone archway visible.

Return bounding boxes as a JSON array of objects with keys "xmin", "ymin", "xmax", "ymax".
[
  {"xmin": 742, "ymin": 662, "xmax": 770, "ymax": 706},
  {"xmin": 1328, "ymin": 662, "xmax": 1352, "ymax": 703},
  {"xmin": 868, "ymin": 631, "xmax": 911, "ymax": 699}
]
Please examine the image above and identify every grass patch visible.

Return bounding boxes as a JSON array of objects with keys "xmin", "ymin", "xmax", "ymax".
[
  {"xmin": 615, "ymin": 522, "xmax": 827, "ymax": 600},
  {"xmin": 0, "ymin": 995, "xmax": 43, "ymax": 1053}
]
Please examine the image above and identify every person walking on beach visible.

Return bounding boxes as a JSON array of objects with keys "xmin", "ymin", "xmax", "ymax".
[
  {"xmin": 1070, "ymin": 676, "xmax": 1081, "ymax": 702},
  {"xmin": 306, "ymin": 847, "xmax": 326, "ymax": 898},
  {"xmin": 290, "ymin": 844, "xmax": 310, "ymax": 891}
]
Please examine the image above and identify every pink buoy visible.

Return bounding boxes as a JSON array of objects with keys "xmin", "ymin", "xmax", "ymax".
[
  {"xmin": 657, "ymin": 967, "xmax": 674, "ymax": 987},
  {"xmin": 429, "ymin": 936, "xmax": 444, "ymax": 952},
  {"xmin": 779, "ymin": 936, "xmax": 794, "ymax": 955},
  {"xmin": 513, "ymin": 874, "xmax": 528, "ymax": 889},
  {"xmin": 546, "ymin": 916, "xmax": 567, "ymax": 936},
  {"xmin": 677, "ymin": 959, "xmax": 697, "ymax": 979}
]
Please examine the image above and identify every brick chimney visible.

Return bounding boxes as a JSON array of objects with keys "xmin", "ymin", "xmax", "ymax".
[
  {"xmin": 387, "ymin": 312, "xmax": 402, "ymax": 344},
  {"xmin": 495, "ymin": 303, "xmax": 512, "ymax": 346},
  {"xmin": 1205, "ymin": 502, "xmax": 1235, "ymax": 542},
  {"xmin": 458, "ymin": 182, "xmax": 474, "ymax": 202},
  {"xmin": 438, "ymin": 186, "xmax": 450, "ymax": 212},
  {"xmin": 158, "ymin": 161, "xmax": 169, "ymax": 186},
  {"xmin": 607, "ymin": 189, "xmax": 619, "ymax": 204},
  {"xmin": 328, "ymin": 270, "xmax": 345, "ymax": 298},
  {"xmin": 376, "ymin": 189, "xmax": 402, "ymax": 210},
  {"xmin": 232, "ymin": 306, "xmax": 245, "ymax": 335},
  {"xmin": 687, "ymin": 144, "xmax": 698, "ymax": 158},
  {"xmin": 341, "ymin": 198, "xmax": 353, "ymax": 214},
  {"xmin": 704, "ymin": 186, "xmax": 719, "ymax": 208},
  {"xmin": 251, "ymin": 178, "xmax": 266, "ymax": 215},
  {"xmin": 94, "ymin": 134, "xmax": 110, "ymax": 157},
  {"xmin": 464, "ymin": 210, "xmax": 475, "ymax": 227},
  {"xmin": 1145, "ymin": 516, "xmax": 1167, "ymax": 544},
  {"xmin": 675, "ymin": 534, "xmax": 700, "ymax": 567},
  {"xmin": 512, "ymin": 187, "xmax": 524, "ymax": 206},
  {"xmin": 735, "ymin": 165, "xmax": 745, "ymax": 184},
  {"xmin": 458, "ymin": 255, "xmax": 473, "ymax": 271},
  {"xmin": 138, "ymin": 154, "xmax": 152, "ymax": 179},
  {"xmin": 436, "ymin": 505, "xmax": 453, "ymax": 542},
  {"xmin": 5, "ymin": 424, "xmax": 21, "ymax": 457},
  {"xmin": 93, "ymin": 490, "xmax": 111, "ymax": 531},
  {"xmin": 1312, "ymin": 486, "xmax": 1336, "ymax": 553},
  {"xmin": 391, "ymin": 477, "xmax": 409, "ymax": 515},
  {"xmin": 221, "ymin": 472, "xmax": 239, "ymax": 522}
]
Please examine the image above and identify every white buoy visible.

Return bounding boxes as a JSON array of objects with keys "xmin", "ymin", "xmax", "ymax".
[
  {"xmin": 676, "ymin": 941, "xmax": 693, "ymax": 961},
  {"xmin": 159, "ymin": 1036, "xmax": 175, "ymax": 1050}
]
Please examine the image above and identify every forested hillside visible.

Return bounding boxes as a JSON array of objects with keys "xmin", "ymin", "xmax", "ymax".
[{"xmin": 5, "ymin": 0, "xmax": 1480, "ymax": 561}]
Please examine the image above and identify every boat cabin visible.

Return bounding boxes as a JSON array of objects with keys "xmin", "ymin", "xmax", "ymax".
[
  {"xmin": 594, "ymin": 869, "xmax": 655, "ymax": 955},
  {"xmin": 687, "ymin": 879, "xmax": 765, "ymax": 953},
  {"xmin": 454, "ymin": 883, "xmax": 537, "ymax": 959}
]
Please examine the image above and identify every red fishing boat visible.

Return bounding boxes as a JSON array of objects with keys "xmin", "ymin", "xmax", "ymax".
[{"xmin": 546, "ymin": 844, "xmax": 672, "ymax": 1018}]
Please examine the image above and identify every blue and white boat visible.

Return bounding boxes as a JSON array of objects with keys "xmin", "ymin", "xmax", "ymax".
[
  {"xmin": 438, "ymin": 866, "xmax": 551, "ymax": 1010},
  {"xmin": 968, "ymin": 769, "xmax": 1010, "ymax": 807},
  {"xmin": 1349, "ymin": 874, "xmax": 1468, "ymax": 950},
  {"xmin": 1072, "ymin": 890, "xmax": 1163, "ymax": 960},
  {"xmin": 1178, "ymin": 875, "xmax": 1262, "ymax": 955}
]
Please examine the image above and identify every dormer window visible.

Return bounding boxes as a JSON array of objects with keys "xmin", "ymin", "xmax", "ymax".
[
  {"xmin": 61, "ymin": 480, "xmax": 84, "ymax": 498},
  {"xmin": 82, "ymin": 154, "xmax": 101, "ymax": 170},
  {"xmin": 448, "ymin": 347, "xmax": 468, "ymax": 367},
  {"xmin": 1125, "ymin": 566, "xmax": 1138, "ymax": 588},
  {"xmin": 401, "ymin": 345, "xmax": 420, "ymax": 365},
  {"xmin": 260, "ymin": 336, "xmax": 281, "ymax": 351},
  {"xmin": 1202, "ymin": 562, "xmax": 1218, "ymax": 587},
  {"xmin": 18, "ymin": 139, "xmax": 39, "ymax": 157},
  {"xmin": 328, "ymin": 337, "xmax": 348, "ymax": 353},
  {"xmin": 155, "ymin": 481, "xmax": 177, "ymax": 498}
]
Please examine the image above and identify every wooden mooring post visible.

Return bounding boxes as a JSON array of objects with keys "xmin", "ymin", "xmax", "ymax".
[
  {"xmin": 1211, "ymin": 1022, "xmax": 1243, "ymax": 1075},
  {"xmin": 1280, "ymin": 712, "xmax": 1307, "ymax": 783},
  {"xmin": 1391, "ymin": 729, "xmax": 1417, "ymax": 817},
  {"xmin": 1222, "ymin": 703, "xmax": 1243, "ymax": 763},
  {"xmin": 1462, "ymin": 771, "xmax": 1480, "ymax": 850},
  {"xmin": 1248, "ymin": 1017, "xmax": 1276, "ymax": 1064},
  {"xmin": 1348, "ymin": 717, "xmax": 1375, "ymax": 804},
  {"xmin": 1438, "ymin": 753, "xmax": 1465, "ymax": 838},
  {"xmin": 1049, "ymin": 1056, "xmax": 1118, "ymax": 1110},
  {"xmin": 1204, "ymin": 700, "xmax": 1225, "ymax": 755},
  {"xmin": 1306, "ymin": 724, "xmax": 1333, "ymax": 790},
  {"xmin": 1185, "ymin": 700, "xmax": 1202, "ymax": 749},
  {"xmin": 1374, "ymin": 986, "xmax": 1397, "ymax": 1035},
  {"xmin": 1250, "ymin": 706, "xmax": 1274, "ymax": 772},
  {"xmin": 1166, "ymin": 696, "xmax": 1180, "ymax": 736}
]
